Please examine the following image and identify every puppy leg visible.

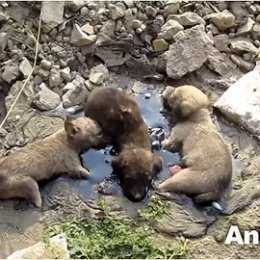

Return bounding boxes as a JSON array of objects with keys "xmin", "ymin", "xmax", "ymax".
[
  {"xmin": 162, "ymin": 129, "xmax": 181, "ymax": 152},
  {"xmin": 157, "ymin": 169, "xmax": 208, "ymax": 196},
  {"xmin": 0, "ymin": 175, "xmax": 42, "ymax": 207},
  {"xmin": 67, "ymin": 158, "xmax": 90, "ymax": 179},
  {"xmin": 193, "ymin": 192, "xmax": 219, "ymax": 204}
]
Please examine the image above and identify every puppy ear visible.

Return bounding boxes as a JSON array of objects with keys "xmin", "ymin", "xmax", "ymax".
[
  {"xmin": 64, "ymin": 119, "xmax": 80, "ymax": 137},
  {"xmin": 153, "ymin": 155, "xmax": 163, "ymax": 173}
]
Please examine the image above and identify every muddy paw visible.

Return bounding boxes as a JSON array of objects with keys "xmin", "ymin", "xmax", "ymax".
[
  {"xmin": 162, "ymin": 139, "xmax": 171, "ymax": 150},
  {"xmin": 71, "ymin": 168, "xmax": 90, "ymax": 179},
  {"xmin": 155, "ymin": 190, "xmax": 173, "ymax": 199}
]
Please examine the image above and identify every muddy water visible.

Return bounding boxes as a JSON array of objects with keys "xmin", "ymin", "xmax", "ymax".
[{"xmin": 68, "ymin": 90, "xmax": 180, "ymax": 201}]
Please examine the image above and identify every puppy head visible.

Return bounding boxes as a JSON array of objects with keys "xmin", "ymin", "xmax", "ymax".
[
  {"xmin": 162, "ymin": 85, "xmax": 210, "ymax": 119},
  {"xmin": 64, "ymin": 116, "xmax": 105, "ymax": 149},
  {"xmin": 111, "ymin": 148, "xmax": 162, "ymax": 202}
]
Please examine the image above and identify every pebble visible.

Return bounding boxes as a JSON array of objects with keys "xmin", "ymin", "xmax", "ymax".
[
  {"xmin": 144, "ymin": 93, "xmax": 152, "ymax": 99},
  {"xmin": 40, "ymin": 59, "xmax": 52, "ymax": 70}
]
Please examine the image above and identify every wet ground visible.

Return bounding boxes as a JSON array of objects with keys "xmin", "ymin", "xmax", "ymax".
[{"xmin": 0, "ymin": 82, "xmax": 260, "ymax": 258}]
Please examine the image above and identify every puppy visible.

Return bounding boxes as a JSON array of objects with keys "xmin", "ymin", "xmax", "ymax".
[
  {"xmin": 84, "ymin": 87, "xmax": 162, "ymax": 202},
  {"xmin": 157, "ymin": 85, "xmax": 232, "ymax": 204},
  {"xmin": 0, "ymin": 117, "xmax": 104, "ymax": 207}
]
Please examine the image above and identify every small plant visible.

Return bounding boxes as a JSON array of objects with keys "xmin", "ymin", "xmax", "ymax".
[
  {"xmin": 139, "ymin": 194, "xmax": 170, "ymax": 222},
  {"xmin": 45, "ymin": 216, "xmax": 188, "ymax": 259}
]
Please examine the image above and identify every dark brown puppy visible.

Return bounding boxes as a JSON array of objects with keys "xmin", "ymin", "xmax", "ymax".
[
  {"xmin": 158, "ymin": 85, "xmax": 232, "ymax": 204},
  {"xmin": 0, "ymin": 117, "xmax": 104, "ymax": 207},
  {"xmin": 85, "ymin": 87, "xmax": 162, "ymax": 202}
]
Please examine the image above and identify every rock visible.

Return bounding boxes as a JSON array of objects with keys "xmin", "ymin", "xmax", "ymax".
[
  {"xmin": 207, "ymin": 48, "xmax": 236, "ymax": 76},
  {"xmin": 132, "ymin": 19, "xmax": 143, "ymax": 29},
  {"xmin": 152, "ymin": 38, "xmax": 169, "ymax": 52},
  {"xmin": 62, "ymin": 75, "xmax": 89, "ymax": 108},
  {"xmin": 257, "ymin": 14, "xmax": 260, "ymax": 23},
  {"xmin": 230, "ymin": 38, "xmax": 259, "ymax": 54},
  {"xmin": 89, "ymin": 72, "xmax": 104, "ymax": 85},
  {"xmin": 168, "ymin": 12, "xmax": 206, "ymax": 26},
  {"xmin": 35, "ymin": 67, "xmax": 50, "ymax": 79},
  {"xmin": 60, "ymin": 67, "xmax": 71, "ymax": 82},
  {"xmin": 145, "ymin": 6, "xmax": 157, "ymax": 17},
  {"xmin": 230, "ymin": 54, "xmax": 255, "ymax": 72},
  {"xmin": 95, "ymin": 48, "xmax": 126, "ymax": 67},
  {"xmin": 41, "ymin": 1, "xmax": 64, "ymax": 27},
  {"xmin": 163, "ymin": 2, "xmax": 179, "ymax": 17},
  {"xmin": 0, "ymin": 32, "xmax": 8, "ymax": 53},
  {"xmin": 209, "ymin": 10, "xmax": 235, "ymax": 30},
  {"xmin": 213, "ymin": 34, "xmax": 230, "ymax": 52},
  {"xmin": 206, "ymin": 24, "xmax": 219, "ymax": 35},
  {"xmin": 32, "ymin": 83, "xmax": 61, "ymax": 111},
  {"xmin": 1, "ymin": 61, "xmax": 20, "ymax": 83},
  {"xmin": 40, "ymin": 59, "xmax": 52, "ymax": 70},
  {"xmin": 165, "ymin": 25, "xmax": 212, "ymax": 79},
  {"xmin": 81, "ymin": 23, "xmax": 94, "ymax": 35},
  {"xmin": 158, "ymin": 20, "xmax": 184, "ymax": 40},
  {"xmin": 5, "ymin": 81, "xmax": 35, "ymax": 123},
  {"xmin": 236, "ymin": 17, "xmax": 255, "ymax": 35},
  {"xmin": 0, "ymin": 10, "xmax": 9, "ymax": 21},
  {"xmin": 51, "ymin": 46, "xmax": 67, "ymax": 58},
  {"xmin": 109, "ymin": 2, "xmax": 126, "ymax": 20},
  {"xmin": 215, "ymin": 62, "xmax": 260, "ymax": 139},
  {"xmin": 67, "ymin": 0, "xmax": 85, "ymax": 13},
  {"xmin": 132, "ymin": 80, "xmax": 145, "ymax": 94},
  {"xmin": 49, "ymin": 66, "xmax": 62, "ymax": 88},
  {"xmin": 71, "ymin": 24, "xmax": 97, "ymax": 46},
  {"xmin": 89, "ymin": 64, "xmax": 109, "ymax": 80},
  {"xmin": 19, "ymin": 57, "xmax": 32, "ymax": 77},
  {"xmin": 252, "ymin": 23, "xmax": 260, "ymax": 38},
  {"xmin": 7, "ymin": 233, "xmax": 69, "ymax": 259}
]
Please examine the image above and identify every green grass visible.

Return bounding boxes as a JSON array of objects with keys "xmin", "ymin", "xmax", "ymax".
[
  {"xmin": 45, "ymin": 216, "xmax": 188, "ymax": 259},
  {"xmin": 139, "ymin": 194, "xmax": 170, "ymax": 222}
]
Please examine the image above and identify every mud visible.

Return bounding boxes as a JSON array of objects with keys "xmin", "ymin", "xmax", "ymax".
[{"xmin": 0, "ymin": 84, "xmax": 260, "ymax": 258}]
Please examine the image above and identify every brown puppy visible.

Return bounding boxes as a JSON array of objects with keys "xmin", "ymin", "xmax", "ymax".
[
  {"xmin": 0, "ymin": 117, "xmax": 104, "ymax": 207},
  {"xmin": 84, "ymin": 87, "xmax": 162, "ymax": 202},
  {"xmin": 157, "ymin": 85, "xmax": 232, "ymax": 204}
]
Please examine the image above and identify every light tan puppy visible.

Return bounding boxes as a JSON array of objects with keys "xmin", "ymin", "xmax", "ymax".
[
  {"xmin": 0, "ymin": 117, "xmax": 104, "ymax": 207},
  {"xmin": 157, "ymin": 85, "xmax": 232, "ymax": 204}
]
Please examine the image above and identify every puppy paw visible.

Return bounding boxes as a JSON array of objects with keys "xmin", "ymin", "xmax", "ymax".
[
  {"xmin": 71, "ymin": 167, "xmax": 90, "ymax": 179},
  {"xmin": 162, "ymin": 139, "xmax": 171, "ymax": 150}
]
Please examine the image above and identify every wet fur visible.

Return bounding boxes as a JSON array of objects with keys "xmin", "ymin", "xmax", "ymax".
[
  {"xmin": 0, "ymin": 117, "xmax": 105, "ymax": 208},
  {"xmin": 84, "ymin": 87, "xmax": 162, "ymax": 202},
  {"xmin": 158, "ymin": 85, "xmax": 232, "ymax": 203}
]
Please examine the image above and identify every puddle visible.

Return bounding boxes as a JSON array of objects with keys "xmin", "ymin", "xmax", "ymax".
[{"xmin": 53, "ymin": 90, "xmax": 181, "ymax": 203}]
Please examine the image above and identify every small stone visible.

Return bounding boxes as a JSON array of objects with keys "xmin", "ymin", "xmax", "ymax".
[
  {"xmin": 19, "ymin": 57, "xmax": 32, "ymax": 77},
  {"xmin": 71, "ymin": 24, "xmax": 97, "ymax": 46},
  {"xmin": 89, "ymin": 72, "xmax": 104, "ymax": 85},
  {"xmin": 0, "ymin": 10, "xmax": 9, "ymax": 22},
  {"xmin": 36, "ymin": 67, "xmax": 49, "ymax": 79},
  {"xmin": 62, "ymin": 75, "xmax": 89, "ymax": 107},
  {"xmin": 256, "ymin": 15, "xmax": 260, "ymax": 23},
  {"xmin": 230, "ymin": 38, "xmax": 259, "ymax": 54},
  {"xmin": 248, "ymin": 4, "xmax": 257, "ymax": 14},
  {"xmin": 49, "ymin": 67, "xmax": 62, "ymax": 88},
  {"xmin": 163, "ymin": 2, "xmax": 179, "ymax": 17},
  {"xmin": 132, "ymin": 19, "xmax": 142, "ymax": 29},
  {"xmin": 145, "ymin": 93, "xmax": 152, "ymax": 99},
  {"xmin": 236, "ymin": 17, "xmax": 255, "ymax": 35},
  {"xmin": 209, "ymin": 10, "xmax": 235, "ymax": 30},
  {"xmin": 60, "ymin": 67, "xmax": 71, "ymax": 82},
  {"xmin": 40, "ymin": 59, "xmax": 52, "ymax": 70},
  {"xmin": 0, "ymin": 32, "xmax": 8, "ymax": 53},
  {"xmin": 109, "ymin": 3, "xmax": 126, "ymax": 20},
  {"xmin": 158, "ymin": 20, "xmax": 184, "ymax": 40},
  {"xmin": 33, "ymin": 83, "xmax": 61, "ymax": 111},
  {"xmin": 230, "ymin": 54, "xmax": 255, "ymax": 72},
  {"xmin": 252, "ymin": 23, "xmax": 260, "ymax": 38},
  {"xmin": 81, "ymin": 23, "xmax": 94, "ymax": 35},
  {"xmin": 89, "ymin": 64, "xmax": 109, "ymax": 80},
  {"xmin": 145, "ymin": 6, "xmax": 157, "ymax": 17},
  {"xmin": 132, "ymin": 81, "xmax": 145, "ymax": 94},
  {"xmin": 1, "ymin": 61, "xmax": 20, "ymax": 83},
  {"xmin": 213, "ymin": 34, "xmax": 230, "ymax": 52},
  {"xmin": 168, "ymin": 12, "xmax": 206, "ymax": 26},
  {"xmin": 80, "ymin": 6, "xmax": 89, "ymax": 16},
  {"xmin": 67, "ymin": 0, "xmax": 86, "ymax": 13},
  {"xmin": 152, "ymin": 38, "xmax": 169, "ymax": 52},
  {"xmin": 41, "ymin": 1, "xmax": 64, "ymax": 27}
]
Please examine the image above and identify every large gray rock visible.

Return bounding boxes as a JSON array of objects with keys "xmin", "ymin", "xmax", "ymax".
[
  {"xmin": 214, "ymin": 62, "xmax": 260, "ymax": 140},
  {"xmin": 208, "ymin": 10, "xmax": 235, "ymax": 30},
  {"xmin": 158, "ymin": 19, "xmax": 183, "ymax": 40},
  {"xmin": 33, "ymin": 83, "xmax": 61, "ymax": 111},
  {"xmin": 164, "ymin": 25, "xmax": 213, "ymax": 79},
  {"xmin": 168, "ymin": 12, "xmax": 206, "ymax": 26},
  {"xmin": 7, "ymin": 234, "xmax": 69, "ymax": 259},
  {"xmin": 19, "ymin": 57, "xmax": 32, "ymax": 77},
  {"xmin": 71, "ymin": 24, "xmax": 97, "ymax": 46},
  {"xmin": 62, "ymin": 75, "xmax": 89, "ymax": 108},
  {"xmin": 1, "ymin": 61, "xmax": 20, "ymax": 83},
  {"xmin": 41, "ymin": 2, "xmax": 64, "ymax": 28},
  {"xmin": 230, "ymin": 38, "xmax": 259, "ymax": 54}
]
